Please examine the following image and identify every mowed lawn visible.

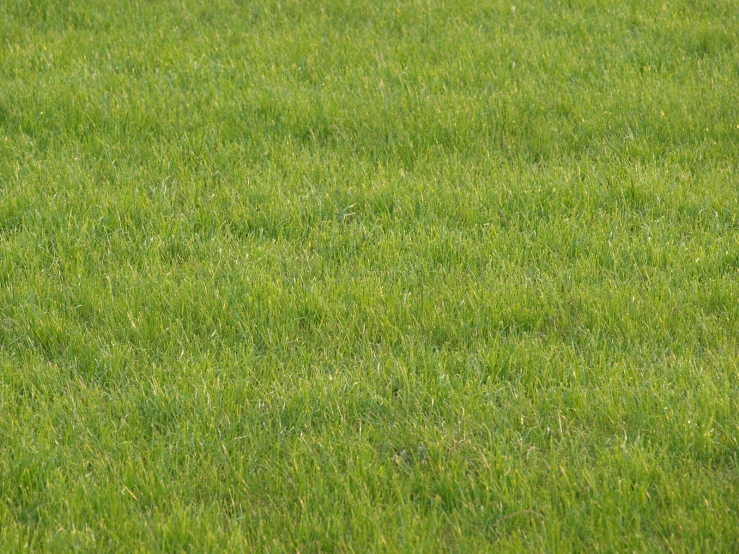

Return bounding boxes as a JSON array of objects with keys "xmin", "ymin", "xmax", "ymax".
[{"xmin": 1, "ymin": 0, "xmax": 739, "ymax": 551}]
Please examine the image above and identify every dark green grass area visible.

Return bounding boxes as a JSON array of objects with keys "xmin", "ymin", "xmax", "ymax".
[{"xmin": 1, "ymin": 0, "xmax": 739, "ymax": 551}]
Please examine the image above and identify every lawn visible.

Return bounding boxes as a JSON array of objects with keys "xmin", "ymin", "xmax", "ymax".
[{"xmin": 1, "ymin": 0, "xmax": 738, "ymax": 551}]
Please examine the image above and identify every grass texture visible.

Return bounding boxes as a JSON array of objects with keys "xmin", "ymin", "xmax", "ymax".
[{"xmin": 1, "ymin": 0, "xmax": 739, "ymax": 551}]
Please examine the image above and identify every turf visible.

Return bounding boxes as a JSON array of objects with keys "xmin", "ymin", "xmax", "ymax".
[{"xmin": 1, "ymin": 0, "xmax": 739, "ymax": 551}]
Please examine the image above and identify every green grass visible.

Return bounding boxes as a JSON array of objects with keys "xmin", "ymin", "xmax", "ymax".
[{"xmin": 1, "ymin": 0, "xmax": 739, "ymax": 551}]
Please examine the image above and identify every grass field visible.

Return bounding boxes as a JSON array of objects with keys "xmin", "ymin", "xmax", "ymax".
[{"xmin": 1, "ymin": 0, "xmax": 739, "ymax": 551}]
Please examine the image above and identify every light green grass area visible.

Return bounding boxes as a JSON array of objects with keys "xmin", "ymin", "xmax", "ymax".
[{"xmin": 1, "ymin": 0, "xmax": 739, "ymax": 551}]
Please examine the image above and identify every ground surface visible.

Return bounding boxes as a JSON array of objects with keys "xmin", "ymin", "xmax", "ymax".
[{"xmin": 1, "ymin": 0, "xmax": 739, "ymax": 551}]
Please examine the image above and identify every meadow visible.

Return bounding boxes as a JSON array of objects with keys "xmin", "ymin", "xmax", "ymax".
[{"xmin": 1, "ymin": 0, "xmax": 738, "ymax": 551}]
